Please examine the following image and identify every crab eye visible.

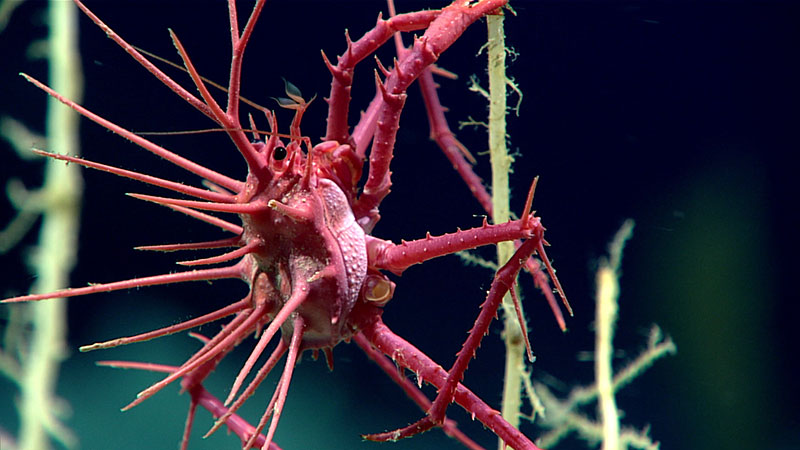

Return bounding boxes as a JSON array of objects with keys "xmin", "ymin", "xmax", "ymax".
[
  {"xmin": 273, "ymin": 146, "xmax": 288, "ymax": 161},
  {"xmin": 363, "ymin": 275, "xmax": 394, "ymax": 304}
]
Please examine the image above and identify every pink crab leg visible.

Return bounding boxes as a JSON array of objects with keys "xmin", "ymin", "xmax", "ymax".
[
  {"xmin": 1, "ymin": 261, "xmax": 245, "ymax": 303},
  {"xmin": 386, "ymin": 1, "xmax": 487, "ymax": 210},
  {"xmin": 416, "ymin": 68, "xmax": 492, "ymax": 213},
  {"xmin": 323, "ymin": 9, "xmax": 442, "ymax": 145},
  {"xmin": 20, "ymin": 73, "xmax": 243, "ymax": 193},
  {"xmin": 382, "ymin": 3, "xmax": 572, "ymax": 328},
  {"xmin": 367, "ymin": 214, "xmax": 541, "ymax": 275},
  {"xmin": 191, "ymin": 384, "xmax": 279, "ymax": 450},
  {"xmin": 79, "ymin": 297, "xmax": 250, "ymax": 352},
  {"xmin": 353, "ymin": 333, "xmax": 484, "ymax": 450},
  {"xmin": 356, "ymin": 0, "xmax": 507, "ymax": 217},
  {"xmin": 381, "ymin": 238, "xmax": 542, "ymax": 442},
  {"xmin": 358, "ymin": 313, "xmax": 542, "ymax": 450},
  {"xmin": 97, "ymin": 359, "xmax": 281, "ymax": 450}
]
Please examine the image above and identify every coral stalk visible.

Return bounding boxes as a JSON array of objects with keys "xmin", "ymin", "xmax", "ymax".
[
  {"xmin": 485, "ymin": 9, "xmax": 528, "ymax": 445},
  {"xmin": 17, "ymin": 1, "xmax": 83, "ymax": 449}
]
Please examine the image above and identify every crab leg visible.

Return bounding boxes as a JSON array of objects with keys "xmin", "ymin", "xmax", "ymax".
[
  {"xmin": 383, "ymin": 3, "xmax": 572, "ymax": 328},
  {"xmin": 355, "ymin": 0, "xmax": 507, "ymax": 219},
  {"xmin": 367, "ymin": 214, "xmax": 542, "ymax": 275},
  {"xmin": 353, "ymin": 333, "xmax": 484, "ymax": 450},
  {"xmin": 358, "ymin": 313, "xmax": 543, "ymax": 450},
  {"xmin": 323, "ymin": 9, "xmax": 442, "ymax": 145}
]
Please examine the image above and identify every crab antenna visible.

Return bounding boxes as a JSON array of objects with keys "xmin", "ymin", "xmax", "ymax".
[{"xmin": 131, "ymin": 45, "xmax": 269, "ymax": 112}]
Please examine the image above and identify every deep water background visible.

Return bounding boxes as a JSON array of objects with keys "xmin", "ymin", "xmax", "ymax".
[{"xmin": 1, "ymin": 1, "xmax": 798, "ymax": 449}]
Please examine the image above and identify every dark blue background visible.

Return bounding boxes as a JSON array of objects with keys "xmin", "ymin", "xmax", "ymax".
[{"xmin": 2, "ymin": 1, "xmax": 797, "ymax": 449}]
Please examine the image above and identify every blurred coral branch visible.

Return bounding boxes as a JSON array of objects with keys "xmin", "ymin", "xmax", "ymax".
[{"xmin": 0, "ymin": 1, "xmax": 83, "ymax": 448}]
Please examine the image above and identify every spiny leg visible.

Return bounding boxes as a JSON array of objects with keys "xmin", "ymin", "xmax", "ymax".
[
  {"xmin": 367, "ymin": 212, "xmax": 542, "ymax": 276},
  {"xmin": 323, "ymin": 8, "xmax": 442, "ymax": 145},
  {"xmin": 354, "ymin": 0, "xmax": 508, "ymax": 218},
  {"xmin": 353, "ymin": 333, "xmax": 484, "ymax": 450},
  {"xmin": 367, "ymin": 239, "xmax": 541, "ymax": 443},
  {"xmin": 358, "ymin": 314, "xmax": 543, "ymax": 450},
  {"xmin": 382, "ymin": 3, "xmax": 573, "ymax": 328}
]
